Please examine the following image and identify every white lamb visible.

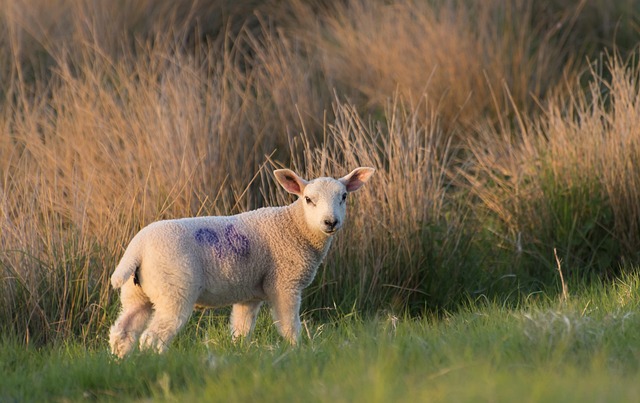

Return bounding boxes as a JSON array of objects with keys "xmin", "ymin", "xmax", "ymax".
[{"xmin": 109, "ymin": 167, "xmax": 375, "ymax": 357}]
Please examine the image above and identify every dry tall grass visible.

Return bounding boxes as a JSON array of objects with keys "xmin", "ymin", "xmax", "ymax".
[
  {"xmin": 292, "ymin": 0, "xmax": 582, "ymax": 130},
  {"xmin": 467, "ymin": 53, "xmax": 640, "ymax": 274},
  {"xmin": 1, "ymin": 0, "xmax": 640, "ymax": 345}
]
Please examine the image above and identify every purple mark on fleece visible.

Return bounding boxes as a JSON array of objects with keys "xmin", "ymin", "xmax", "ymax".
[
  {"xmin": 194, "ymin": 228, "xmax": 220, "ymax": 247},
  {"xmin": 224, "ymin": 224, "xmax": 250, "ymax": 257},
  {"xmin": 194, "ymin": 225, "xmax": 250, "ymax": 258}
]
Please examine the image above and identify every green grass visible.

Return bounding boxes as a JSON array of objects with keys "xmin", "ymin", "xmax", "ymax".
[{"xmin": 3, "ymin": 274, "xmax": 639, "ymax": 402}]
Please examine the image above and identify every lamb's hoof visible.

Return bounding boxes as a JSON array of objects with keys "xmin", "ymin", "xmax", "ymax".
[
  {"xmin": 139, "ymin": 330, "xmax": 168, "ymax": 354},
  {"xmin": 109, "ymin": 327, "xmax": 135, "ymax": 358}
]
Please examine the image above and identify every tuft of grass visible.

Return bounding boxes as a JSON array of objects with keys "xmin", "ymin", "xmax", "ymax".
[
  {"xmin": 276, "ymin": 95, "xmax": 471, "ymax": 312},
  {"xmin": 467, "ymin": 52, "xmax": 640, "ymax": 280}
]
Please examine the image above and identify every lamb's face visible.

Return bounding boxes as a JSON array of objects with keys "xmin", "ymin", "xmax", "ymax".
[
  {"xmin": 273, "ymin": 167, "xmax": 375, "ymax": 237},
  {"xmin": 301, "ymin": 178, "xmax": 348, "ymax": 236}
]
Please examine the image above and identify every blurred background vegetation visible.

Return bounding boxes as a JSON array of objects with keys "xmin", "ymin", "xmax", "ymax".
[{"xmin": 2, "ymin": 0, "xmax": 640, "ymax": 346}]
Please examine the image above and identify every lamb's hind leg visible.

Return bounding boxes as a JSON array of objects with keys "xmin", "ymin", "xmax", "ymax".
[
  {"xmin": 230, "ymin": 300, "xmax": 263, "ymax": 342},
  {"xmin": 138, "ymin": 297, "xmax": 195, "ymax": 354},
  {"xmin": 110, "ymin": 280, "xmax": 153, "ymax": 358}
]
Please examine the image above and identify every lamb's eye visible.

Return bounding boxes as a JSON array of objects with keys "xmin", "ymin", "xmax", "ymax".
[
  {"xmin": 305, "ymin": 196, "xmax": 313, "ymax": 204},
  {"xmin": 341, "ymin": 193, "xmax": 347, "ymax": 201}
]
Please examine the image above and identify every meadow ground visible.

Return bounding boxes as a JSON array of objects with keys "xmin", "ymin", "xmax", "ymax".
[{"xmin": 3, "ymin": 274, "xmax": 640, "ymax": 402}]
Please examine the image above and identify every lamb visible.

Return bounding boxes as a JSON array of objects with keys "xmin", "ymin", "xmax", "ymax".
[{"xmin": 109, "ymin": 167, "xmax": 375, "ymax": 357}]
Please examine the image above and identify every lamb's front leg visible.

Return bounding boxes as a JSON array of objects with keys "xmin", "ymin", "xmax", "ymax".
[
  {"xmin": 230, "ymin": 300, "xmax": 263, "ymax": 342},
  {"xmin": 269, "ymin": 290, "xmax": 302, "ymax": 345}
]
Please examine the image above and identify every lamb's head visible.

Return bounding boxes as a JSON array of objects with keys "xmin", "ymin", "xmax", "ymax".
[{"xmin": 274, "ymin": 167, "xmax": 375, "ymax": 236}]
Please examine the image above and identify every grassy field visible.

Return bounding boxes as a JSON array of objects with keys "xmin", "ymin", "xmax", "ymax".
[
  {"xmin": 3, "ymin": 274, "xmax": 640, "ymax": 402},
  {"xmin": 2, "ymin": 0, "xmax": 640, "ymax": 400}
]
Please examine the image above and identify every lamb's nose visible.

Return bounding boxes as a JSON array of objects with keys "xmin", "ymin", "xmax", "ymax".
[{"xmin": 324, "ymin": 219, "xmax": 338, "ymax": 229}]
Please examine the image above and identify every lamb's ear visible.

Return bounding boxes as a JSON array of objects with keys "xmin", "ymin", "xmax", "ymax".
[
  {"xmin": 339, "ymin": 167, "xmax": 375, "ymax": 192},
  {"xmin": 274, "ymin": 169, "xmax": 308, "ymax": 196}
]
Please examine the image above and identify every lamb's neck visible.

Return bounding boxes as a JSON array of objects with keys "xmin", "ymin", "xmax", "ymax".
[{"xmin": 284, "ymin": 199, "xmax": 333, "ymax": 255}]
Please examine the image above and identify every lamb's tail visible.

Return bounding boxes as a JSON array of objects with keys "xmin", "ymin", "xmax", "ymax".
[{"xmin": 111, "ymin": 234, "xmax": 143, "ymax": 289}]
